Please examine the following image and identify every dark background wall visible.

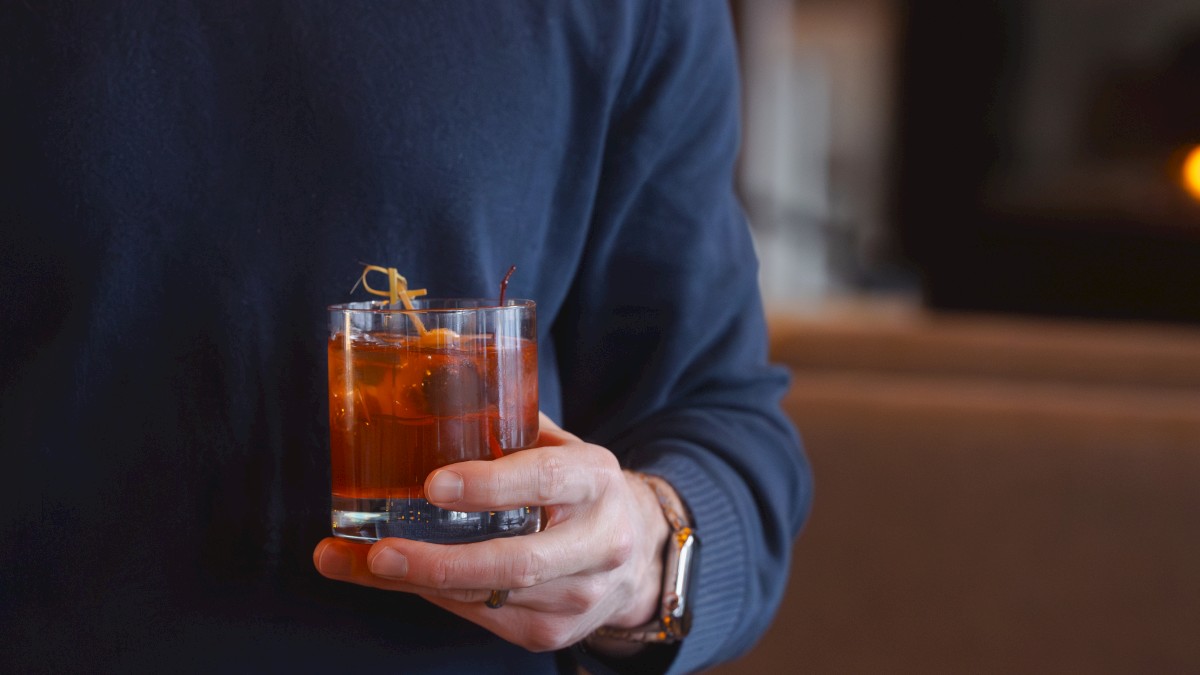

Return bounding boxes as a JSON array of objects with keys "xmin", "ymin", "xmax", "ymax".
[{"xmin": 892, "ymin": 0, "xmax": 1200, "ymax": 324}]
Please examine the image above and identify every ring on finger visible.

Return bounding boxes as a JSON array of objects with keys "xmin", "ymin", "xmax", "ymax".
[{"xmin": 485, "ymin": 589, "xmax": 509, "ymax": 609}]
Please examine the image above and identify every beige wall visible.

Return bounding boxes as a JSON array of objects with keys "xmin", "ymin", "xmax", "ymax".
[{"xmin": 711, "ymin": 305, "xmax": 1200, "ymax": 673}]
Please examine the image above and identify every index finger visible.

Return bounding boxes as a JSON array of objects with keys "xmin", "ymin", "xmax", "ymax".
[{"xmin": 424, "ymin": 442, "xmax": 621, "ymax": 512}]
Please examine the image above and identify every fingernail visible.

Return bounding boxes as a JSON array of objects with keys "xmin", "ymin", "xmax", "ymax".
[
  {"xmin": 317, "ymin": 544, "xmax": 353, "ymax": 578},
  {"xmin": 369, "ymin": 547, "xmax": 408, "ymax": 579},
  {"xmin": 427, "ymin": 470, "xmax": 464, "ymax": 504}
]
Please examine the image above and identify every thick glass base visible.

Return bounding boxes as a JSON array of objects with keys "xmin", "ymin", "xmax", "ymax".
[{"xmin": 331, "ymin": 496, "xmax": 543, "ymax": 544}]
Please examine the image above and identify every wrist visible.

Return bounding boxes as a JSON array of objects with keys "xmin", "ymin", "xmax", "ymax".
[
  {"xmin": 587, "ymin": 472, "xmax": 698, "ymax": 651},
  {"xmin": 594, "ymin": 472, "xmax": 671, "ymax": 639}
]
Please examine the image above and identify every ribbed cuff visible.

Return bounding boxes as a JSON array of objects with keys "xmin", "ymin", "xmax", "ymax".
[{"xmin": 636, "ymin": 450, "xmax": 751, "ymax": 674}]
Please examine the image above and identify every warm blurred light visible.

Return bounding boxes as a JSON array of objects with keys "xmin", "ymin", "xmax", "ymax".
[{"xmin": 1183, "ymin": 145, "xmax": 1200, "ymax": 202}]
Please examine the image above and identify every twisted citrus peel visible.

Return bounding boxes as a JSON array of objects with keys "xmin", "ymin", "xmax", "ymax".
[{"xmin": 355, "ymin": 264, "xmax": 431, "ymax": 337}]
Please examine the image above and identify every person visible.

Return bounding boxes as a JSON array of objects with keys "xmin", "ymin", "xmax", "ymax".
[{"xmin": 0, "ymin": 2, "xmax": 813, "ymax": 673}]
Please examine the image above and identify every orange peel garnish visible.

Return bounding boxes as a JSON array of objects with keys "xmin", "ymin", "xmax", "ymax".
[
  {"xmin": 417, "ymin": 327, "xmax": 460, "ymax": 349},
  {"xmin": 356, "ymin": 264, "xmax": 430, "ymax": 336}
]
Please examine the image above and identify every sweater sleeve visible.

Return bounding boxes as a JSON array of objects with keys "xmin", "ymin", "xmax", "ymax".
[{"xmin": 553, "ymin": 2, "xmax": 814, "ymax": 672}]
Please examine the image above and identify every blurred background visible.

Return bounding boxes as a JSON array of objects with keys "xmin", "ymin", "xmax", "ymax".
[{"xmin": 716, "ymin": 0, "xmax": 1200, "ymax": 672}]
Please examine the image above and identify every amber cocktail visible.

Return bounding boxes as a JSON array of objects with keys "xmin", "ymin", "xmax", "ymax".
[{"xmin": 327, "ymin": 299, "xmax": 538, "ymax": 543}]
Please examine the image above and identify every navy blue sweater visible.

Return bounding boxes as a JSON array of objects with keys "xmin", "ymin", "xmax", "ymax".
[{"xmin": 0, "ymin": 2, "xmax": 812, "ymax": 673}]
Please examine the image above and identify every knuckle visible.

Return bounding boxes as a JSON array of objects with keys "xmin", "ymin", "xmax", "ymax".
[
  {"xmin": 508, "ymin": 547, "xmax": 545, "ymax": 588},
  {"xmin": 427, "ymin": 555, "xmax": 453, "ymax": 589},
  {"xmin": 427, "ymin": 547, "xmax": 478, "ymax": 589},
  {"xmin": 476, "ymin": 467, "xmax": 504, "ymax": 503},
  {"xmin": 562, "ymin": 579, "xmax": 605, "ymax": 614},
  {"xmin": 595, "ymin": 447, "xmax": 622, "ymax": 472},
  {"xmin": 536, "ymin": 454, "xmax": 569, "ymax": 503},
  {"xmin": 588, "ymin": 446, "xmax": 621, "ymax": 478},
  {"xmin": 603, "ymin": 527, "xmax": 636, "ymax": 572}
]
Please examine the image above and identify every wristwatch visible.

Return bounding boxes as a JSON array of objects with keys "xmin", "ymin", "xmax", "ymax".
[{"xmin": 592, "ymin": 473, "xmax": 699, "ymax": 644}]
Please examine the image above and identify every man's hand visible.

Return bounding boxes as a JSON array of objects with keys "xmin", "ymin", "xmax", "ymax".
[{"xmin": 313, "ymin": 413, "xmax": 671, "ymax": 653}]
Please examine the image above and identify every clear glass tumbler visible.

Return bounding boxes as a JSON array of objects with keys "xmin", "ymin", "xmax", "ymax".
[{"xmin": 326, "ymin": 299, "xmax": 539, "ymax": 543}]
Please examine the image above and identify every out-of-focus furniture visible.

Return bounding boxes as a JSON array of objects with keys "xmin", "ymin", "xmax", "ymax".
[{"xmin": 711, "ymin": 303, "xmax": 1200, "ymax": 674}]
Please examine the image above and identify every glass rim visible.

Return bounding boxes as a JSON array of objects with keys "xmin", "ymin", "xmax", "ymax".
[{"xmin": 326, "ymin": 298, "xmax": 535, "ymax": 314}]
